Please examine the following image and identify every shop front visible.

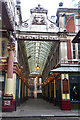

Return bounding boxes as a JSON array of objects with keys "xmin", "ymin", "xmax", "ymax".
[{"xmin": 69, "ymin": 73, "xmax": 80, "ymax": 110}]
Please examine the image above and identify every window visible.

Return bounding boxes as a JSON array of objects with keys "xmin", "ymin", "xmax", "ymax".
[
  {"xmin": 73, "ymin": 43, "xmax": 76, "ymax": 59},
  {"xmin": 73, "ymin": 43, "xmax": 80, "ymax": 59},
  {"xmin": 75, "ymin": 16, "xmax": 80, "ymax": 32},
  {"xmin": 78, "ymin": 43, "xmax": 80, "ymax": 59},
  {"xmin": 70, "ymin": 76, "xmax": 79, "ymax": 101}
]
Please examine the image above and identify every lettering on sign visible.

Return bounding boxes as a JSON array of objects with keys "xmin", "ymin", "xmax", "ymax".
[{"xmin": 18, "ymin": 34, "xmax": 58, "ymax": 40}]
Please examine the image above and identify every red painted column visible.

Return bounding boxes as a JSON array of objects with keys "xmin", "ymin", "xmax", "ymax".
[
  {"xmin": 7, "ymin": 51, "xmax": 14, "ymax": 78},
  {"xmin": 61, "ymin": 74, "xmax": 71, "ymax": 110},
  {"xmin": 2, "ymin": 43, "xmax": 15, "ymax": 112},
  {"xmin": 67, "ymin": 40, "xmax": 72, "ymax": 63}
]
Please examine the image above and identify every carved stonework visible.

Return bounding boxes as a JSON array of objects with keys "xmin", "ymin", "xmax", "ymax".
[
  {"xmin": 32, "ymin": 15, "xmax": 46, "ymax": 25},
  {"xmin": 30, "ymin": 4, "xmax": 48, "ymax": 14},
  {"xmin": 22, "ymin": 21, "xmax": 28, "ymax": 28},
  {"xmin": 49, "ymin": 24, "xmax": 55, "ymax": 29},
  {"xmin": 7, "ymin": 43, "xmax": 15, "ymax": 51}
]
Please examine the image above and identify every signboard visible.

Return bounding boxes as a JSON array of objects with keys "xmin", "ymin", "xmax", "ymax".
[
  {"xmin": 16, "ymin": 31, "xmax": 60, "ymax": 41},
  {"xmin": 4, "ymin": 100, "xmax": 11, "ymax": 106},
  {"xmin": 63, "ymin": 78, "xmax": 69, "ymax": 93},
  {"xmin": 17, "ymin": 34, "xmax": 59, "ymax": 41}
]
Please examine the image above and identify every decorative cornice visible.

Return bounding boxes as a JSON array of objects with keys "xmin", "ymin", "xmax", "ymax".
[
  {"xmin": 7, "ymin": 43, "xmax": 15, "ymax": 51},
  {"xmin": 30, "ymin": 4, "xmax": 48, "ymax": 14}
]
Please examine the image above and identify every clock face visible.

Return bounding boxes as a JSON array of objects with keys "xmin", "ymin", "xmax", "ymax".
[{"xmin": 32, "ymin": 15, "xmax": 46, "ymax": 25}]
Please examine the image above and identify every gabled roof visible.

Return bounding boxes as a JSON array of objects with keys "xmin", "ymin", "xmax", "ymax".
[{"xmin": 72, "ymin": 30, "xmax": 80, "ymax": 43}]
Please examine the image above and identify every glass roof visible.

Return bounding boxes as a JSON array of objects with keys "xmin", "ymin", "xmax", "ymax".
[{"xmin": 24, "ymin": 41, "xmax": 53, "ymax": 75}]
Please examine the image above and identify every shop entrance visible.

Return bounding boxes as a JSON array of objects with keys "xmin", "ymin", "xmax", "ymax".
[{"xmin": 69, "ymin": 74, "xmax": 80, "ymax": 110}]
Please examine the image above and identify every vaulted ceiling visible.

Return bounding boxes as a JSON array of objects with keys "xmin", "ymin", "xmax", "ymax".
[{"xmin": 24, "ymin": 41, "xmax": 54, "ymax": 76}]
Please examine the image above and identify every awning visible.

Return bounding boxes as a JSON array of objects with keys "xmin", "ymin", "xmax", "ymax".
[
  {"xmin": 50, "ymin": 66, "xmax": 80, "ymax": 73},
  {"xmin": 72, "ymin": 30, "xmax": 80, "ymax": 43}
]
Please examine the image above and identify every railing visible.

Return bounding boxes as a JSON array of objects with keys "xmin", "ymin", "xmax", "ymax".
[
  {"xmin": 59, "ymin": 58, "xmax": 80, "ymax": 64},
  {"xmin": 0, "ymin": 57, "xmax": 7, "ymax": 63}
]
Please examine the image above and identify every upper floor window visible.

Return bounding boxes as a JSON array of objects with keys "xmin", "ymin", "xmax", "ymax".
[
  {"xmin": 75, "ymin": 16, "xmax": 80, "ymax": 32},
  {"xmin": 78, "ymin": 43, "xmax": 80, "ymax": 59},
  {"xmin": 72, "ymin": 43, "xmax": 80, "ymax": 59},
  {"xmin": 73, "ymin": 43, "xmax": 76, "ymax": 59}
]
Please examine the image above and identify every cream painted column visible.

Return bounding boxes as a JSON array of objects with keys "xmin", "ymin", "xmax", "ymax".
[
  {"xmin": 22, "ymin": 81, "xmax": 24, "ymax": 98},
  {"xmin": 18, "ymin": 79, "xmax": 21, "ymax": 99},
  {"xmin": 59, "ymin": 41, "xmax": 67, "ymax": 63},
  {"xmin": 5, "ymin": 73, "xmax": 16, "ymax": 99},
  {"xmin": 34, "ymin": 77, "xmax": 37, "ymax": 98},
  {"xmin": 59, "ymin": 14, "xmax": 64, "ymax": 31},
  {"xmin": 54, "ymin": 79, "xmax": 56, "ymax": 105},
  {"xmin": 39, "ymin": 78, "xmax": 42, "ymax": 90},
  {"xmin": 14, "ymin": 41, "xmax": 18, "ymax": 62}
]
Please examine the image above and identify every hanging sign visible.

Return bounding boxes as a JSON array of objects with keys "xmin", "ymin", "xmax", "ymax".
[{"xmin": 63, "ymin": 78, "xmax": 69, "ymax": 93}]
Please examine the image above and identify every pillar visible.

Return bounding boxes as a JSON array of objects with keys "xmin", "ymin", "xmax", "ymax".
[
  {"xmin": 49, "ymin": 82, "xmax": 51, "ymax": 102},
  {"xmin": 67, "ymin": 40, "xmax": 72, "ymax": 63},
  {"xmin": 34, "ymin": 77, "xmax": 37, "ymax": 98},
  {"xmin": 59, "ymin": 41, "xmax": 67, "ymax": 63},
  {"xmin": 3, "ymin": 42, "xmax": 16, "ymax": 112},
  {"xmin": 28, "ymin": 87, "xmax": 29, "ymax": 97},
  {"xmin": 47, "ymin": 84, "xmax": 48, "ymax": 100},
  {"xmin": 18, "ymin": 78, "xmax": 21, "ymax": 106},
  {"xmin": 5, "ymin": 43, "xmax": 15, "ymax": 95},
  {"xmin": 61, "ymin": 74, "xmax": 71, "ymax": 110},
  {"xmin": 25, "ymin": 85, "xmax": 26, "ymax": 97},
  {"xmin": 22, "ymin": 81, "xmax": 24, "ymax": 99},
  {"xmin": 54, "ymin": 79, "xmax": 56, "ymax": 106},
  {"xmin": 67, "ymin": 40, "xmax": 72, "ymax": 60}
]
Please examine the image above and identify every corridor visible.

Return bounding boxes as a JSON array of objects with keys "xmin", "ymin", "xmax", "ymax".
[
  {"xmin": 1, "ymin": 1, "xmax": 80, "ymax": 119},
  {"xmin": 2, "ymin": 98, "xmax": 79, "ymax": 118}
]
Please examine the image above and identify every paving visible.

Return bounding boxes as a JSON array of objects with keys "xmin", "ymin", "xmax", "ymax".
[
  {"xmin": 1, "ymin": 98, "xmax": 80, "ymax": 119},
  {"xmin": 1, "ymin": 117, "xmax": 80, "ymax": 120}
]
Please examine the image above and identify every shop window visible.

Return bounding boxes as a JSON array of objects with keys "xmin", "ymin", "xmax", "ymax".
[
  {"xmin": 70, "ymin": 77, "xmax": 79, "ymax": 101},
  {"xmin": 0, "ymin": 75, "xmax": 5, "ymax": 97},
  {"xmin": 1, "ymin": 41, "xmax": 5, "ymax": 57},
  {"xmin": 37, "ymin": 85, "xmax": 39, "ymax": 90},
  {"xmin": 78, "ymin": 43, "xmax": 80, "ymax": 59}
]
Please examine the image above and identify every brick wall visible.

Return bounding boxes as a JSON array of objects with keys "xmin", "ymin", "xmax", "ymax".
[{"xmin": 66, "ymin": 16, "xmax": 75, "ymax": 32}]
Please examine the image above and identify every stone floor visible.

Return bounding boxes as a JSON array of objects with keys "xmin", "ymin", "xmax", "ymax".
[
  {"xmin": 1, "ymin": 98, "xmax": 80, "ymax": 119},
  {"xmin": 1, "ymin": 117, "xmax": 80, "ymax": 120}
]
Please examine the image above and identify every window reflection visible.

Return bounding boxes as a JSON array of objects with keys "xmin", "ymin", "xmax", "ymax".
[{"xmin": 70, "ymin": 77, "xmax": 79, "ymax": 101}]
